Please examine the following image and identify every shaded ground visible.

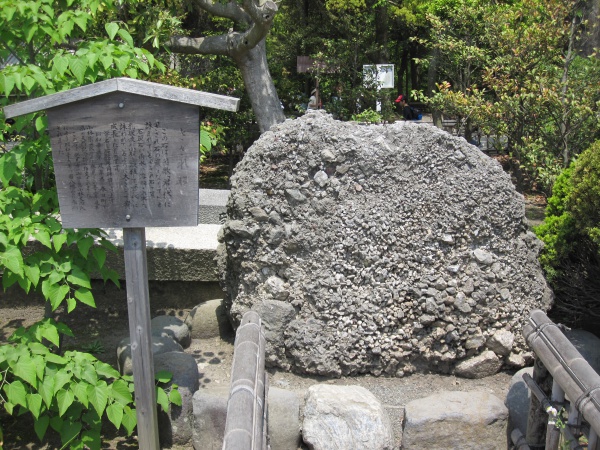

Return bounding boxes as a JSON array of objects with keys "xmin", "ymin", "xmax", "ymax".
[{"xmin": 0, "ymin": 281, "xmax": 514, "ymax": 450}]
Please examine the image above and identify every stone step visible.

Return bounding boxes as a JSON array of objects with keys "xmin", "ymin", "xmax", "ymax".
[{"xmin": 98, "ymin": 189, "xmax": 228, "ymax": 282}]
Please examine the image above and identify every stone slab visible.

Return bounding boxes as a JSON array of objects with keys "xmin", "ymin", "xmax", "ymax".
[{"xmin": 93, "ymin": 189, "xmax": 228, "ymax": 282}]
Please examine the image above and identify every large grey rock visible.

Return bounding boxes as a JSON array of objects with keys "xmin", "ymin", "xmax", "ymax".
[
  {"xmin": 505, "ymin": 367, "xmax": 533, "ymax": 436},
  {"xmin": 402, "ymin": 390, "xmax": 508, "ymax": 449},
  {"xmin": 565, "ymin": 329, "xmax": 600, "ymax": 373},
  {"xmin": 116, "ymin": 335, "xmax": 183, "ymax": 376},
  {"xmin": 185, "ymin": 299, "xmax": 233, "ymax": 340},
  {"xmin": 218, "ymin": 111, "xmax": 553, "ymax": 376},
  {"xmin": 253, "ymin": 300, "xmax": 296, "ymax": 368},
  {"xmin": 268, "ymin": 387, "xmax": 302, "ymax": 450},
  {"xmin": 486, "ymin": 329, "xmax": 515, "ymax": 357},
  {"xmin": 302, "ymin": 385, "xmax": 394, "ymax": 450},
  {"xmin": 151, "ymin": 315, "xmax": 191, "ymax": 348},
  {"xmin": 192, "ymin": 387, "xmax": 229, "ymax": 450},
  {"xmin": 454, "ymin": 351, "xmax": 502, "ymax": 379},
  {"xmin": 154, "ymin": 351, "xmax": 199, "ymax": 447}
]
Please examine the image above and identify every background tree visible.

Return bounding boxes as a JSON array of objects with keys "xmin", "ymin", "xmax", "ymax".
[
  {"xmin": 167, "ymin": 0, "xmax": 284, "ymax": 133},
  {"xmin": 424, "ymin": 0, "xmax": 600, "ymax": 194}
]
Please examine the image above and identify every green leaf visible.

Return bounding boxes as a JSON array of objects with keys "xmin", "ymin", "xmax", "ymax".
[
  {"xmin": 91, "ymin": 247, "xmax": 106, "ymax": 268},
  {"xmin": 77, "ymin": 236, "xmax": 94, "ymax": 258},
  {"xmin": 125, "ymin": 68, "xmax": 138, "ymax": 79},
  {"xmin": 136, "ymin": 60, "xmax": 150, "ymax": 75},
  {"xmin": 53, "ymin": 233, "xmax": 68, "ymax": 252},
  {"xmin": 105, "ymin": 22, "xmax": 119, "ymax": 40},
  {"xmin": 1, "ymin": 73, "xmax": 15, "ymax": 97},
  {"xmin": 73, "ymin": 287, "xmax": 95, "ymax": 307},
  {"xmin": 14, "ymin": 354, "xmax": 38, "ymax": 389},
  {"xmin": 155, "ymin": 370, "xmax": 172, "ymax": 383},
  {"xmin": 169, "ymin": 388, "xmax": 182, "ymax": 406},
  {"xmin": 4, "ymin": 380, "xmax": 27, "ymax": 408},
  {"xmin": 115, "ymin": 55, "xmax": 130, "ymax": 73},
  {"xmin": 106, "ymin": 402, "xmax": 124, "ymax": 429},
  {"xmin": 100, "ymin": 55, "xmax": 113, "ymax": 71},
  {"xmin": 27, "ymin": 393, "xmax": 43, "ymax": 419},
  {"xmin": 53, "ymin": 55, "xmax": 70, "ymax": 77},
  {"xmin": 34, "ymin": 414, "xmax": 50, "ymax": 441},
  {"xmin": 67, "ymin": 266, "xmax": 91, "ymax": 289},
  {"xmin": 81, "ymin": 429, "xmax": 101, "ymax": 449},
  {"xmin": 3, "ymin": 6, "xmax": 16, "ymax": 21},
  {"xmin": 0, "ymin": 153, "xmax": 18, "ymax": 185},
  {"xmin": 87, "ymin": 381, "xmax": 108, "ymax": 417},
  {"xmin": 35, "ymin": 230, "xmax": 52, "ymax": 249},
  {"xmin": 3, "ymin": 401, "xmax": 14, "ymax": 415},
  {"xmin": 59, "ymin": 420, "xmax": 81, "ymax": 447},
  {"xmin": 56, "ymin": 389, "xmax": 75, "ymax": 417},
  {"xmin": 156, "ymin": 387, "xmax": 169, "ymax": 413},
  {"xmin": 66, "ymin": 296, "xmax": 77, "ymax": 313},
  {"xmin": 35, "ymin": 115, "xmax": 47, "ymax": 133},
  {"xmin": 69, "ymin": 57, "xmax": 87, "ymax": 84},
  {"xmin": 121, "ymin": 405, "xmax": 137, "ymax": 435},
  {"xmin": 1, "ymin": 246, "xmax": 24, "ymax": 277},
  {"xmin": 81, "ymin": 364, "xmax": 98, "ymax": 385},
  {"xmin": 24, "ymin": 265, "xmax": 41, "ymax": 287},
  {"xmin": 72, "ymin": 13, "xmax": 88, "ymax": 32},
  {"xmin": 43, "ymin": 282, "xmax": 70, "ymax": 311},
  {"xmin": 54, "ymin": 370, "xmax": 72, "ymax": 394},
  {"xmin": 45, "ymin": 353, "xmax": 67, "ymax": 365},
  {"xmin": 110, "ymin": 380, "xmax": 133, "ymax": 405},
  {"xmin": 22, "ymin": 75, "xmax": 36, "ymax": 93},
  {"xmin": 117, "ymin": 29, "xmax": 134, "ymax": 48},
  {"xmin": 95, "ymin": 361, "xmax": 119, "ymax": 379},
  {"xmin": 41, "ymin": 323, "xmax": 61, "ymax": 348},
  {"xmin": 40, "ymin": 376, "xmax": 55, "ymax": 408},
  {"xmin": 73, "ymin": 381, "xmax": 89, "ymax": 407},
  {"xmin": 50, "ymin": 415, "xmax": 63, "ymax": 432}
]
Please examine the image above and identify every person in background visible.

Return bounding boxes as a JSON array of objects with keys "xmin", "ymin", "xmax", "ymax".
[
  {"xmin": 395, "ymin": 94, "xmax": 416, "ymax": 120},
  {"xmin": 308, "ymin": 88, "xmax": 319, "ymax": 110}
]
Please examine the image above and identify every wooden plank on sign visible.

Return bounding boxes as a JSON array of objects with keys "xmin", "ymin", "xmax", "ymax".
[
  {"xmin": 3, "ymin": 77, "xmax": 240, "ymax": 118},
  {"xmin": 47, "ymin": 91, "xmax": 199, "ymax": 228},
  {"xmin": 123, "ymin": 228, "xmax": 159, "ymax": 450}
]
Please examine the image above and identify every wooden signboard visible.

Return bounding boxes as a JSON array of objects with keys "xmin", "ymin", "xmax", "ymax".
[
  {"xmin": 4, "ymin": 78, "xmax": 239, "ymax": 229},
  {"xmin": 3, "ymin": 78, "xmax": 239, "ymax": 450},
  {"xmin": 48, "ymin": 92, "xmax": 199, "ymax": 228}
]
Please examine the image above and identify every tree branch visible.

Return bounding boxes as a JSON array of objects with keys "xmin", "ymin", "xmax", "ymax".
[
  {"xmin": 169, "ymin": 0, "xmax": 278, "ymax": 58},
  {"xmin": 169, "ymin": 34, "xmax": 230, "ymax": 56},
  {"xmin": 192, "ymin": 0, "xmax": 249, "ymax": 24}
]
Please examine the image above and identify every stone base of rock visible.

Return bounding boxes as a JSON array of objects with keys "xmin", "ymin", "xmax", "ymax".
[{"xmin": 402, "ymin": 391, "xmax": 508, "ymax": 450}]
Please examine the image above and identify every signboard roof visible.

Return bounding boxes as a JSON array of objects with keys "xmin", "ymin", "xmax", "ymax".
[{"xmin": 3, "ymin": 77, "xmax": 240, "ymax": 119}]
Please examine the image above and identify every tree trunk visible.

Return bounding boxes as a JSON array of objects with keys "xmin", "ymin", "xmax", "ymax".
[
  {"xmin": 234, "ymin": 40, "xmax": 284, "ymax": 133},
  {"xmin": 168, "ymin": 0, "xmax": 283, "ymax": 133},
  {"xmin": 374, "ymin": 5, "xmax": 389, "ymax": 63},
  {"xmin": 428, "ymin": 48, "xmax": 442, "ymax": 127}
]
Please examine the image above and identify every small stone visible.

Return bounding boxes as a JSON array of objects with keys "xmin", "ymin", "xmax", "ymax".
[
  {"xmin": 473, "ymin": 249, "xmax": 494, "ymax": 265},
  {"xmin": 314, "ymin": 170, "xmax": 328, "ymax": 187}
]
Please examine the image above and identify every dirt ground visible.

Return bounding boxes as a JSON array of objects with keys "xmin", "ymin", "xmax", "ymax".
[{"xmin": 0, "ymin": 280, "xmax": 517, "ymax": 449}]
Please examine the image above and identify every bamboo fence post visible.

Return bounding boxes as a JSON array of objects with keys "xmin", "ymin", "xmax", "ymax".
[
  {"xmin": 222, "ymin": 311, "xmax": 266, "ymax": 450},
  {"xmin": 546, "ymin": 380, "xmax": 565, "ymax": 450}
]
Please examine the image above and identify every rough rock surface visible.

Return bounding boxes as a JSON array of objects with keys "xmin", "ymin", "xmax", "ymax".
[
  {"xmin": 402, "ymin": 390, "xmax": 508, "ymax": 449},
  {"xmin": 218, "ymin": 111, "xmax": 553, "ymax": 377},
  {"xmin": 302, "ymin": 384, "xmax": 394, "ymax": 450}
]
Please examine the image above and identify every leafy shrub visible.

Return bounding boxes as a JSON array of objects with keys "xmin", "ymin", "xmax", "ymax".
[
  {"xmin": 536, "ymin": 141, "xmax": 600, "ymax": 278},
  {"xmin": 568, "ymin": 142, "xmax": 600, "ymax": 248},
  {"xmin": 351, "ymin": 108, "xmax": 382, "ymax": 124},
  {"xmin": 0, "ymin": 320, "xmax": 137, "ymax": 449}
]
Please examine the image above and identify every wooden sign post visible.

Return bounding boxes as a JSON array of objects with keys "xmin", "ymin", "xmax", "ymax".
[{"xmin": 4, "ymin": 78, "xmax": 239, "ymax": 449}]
